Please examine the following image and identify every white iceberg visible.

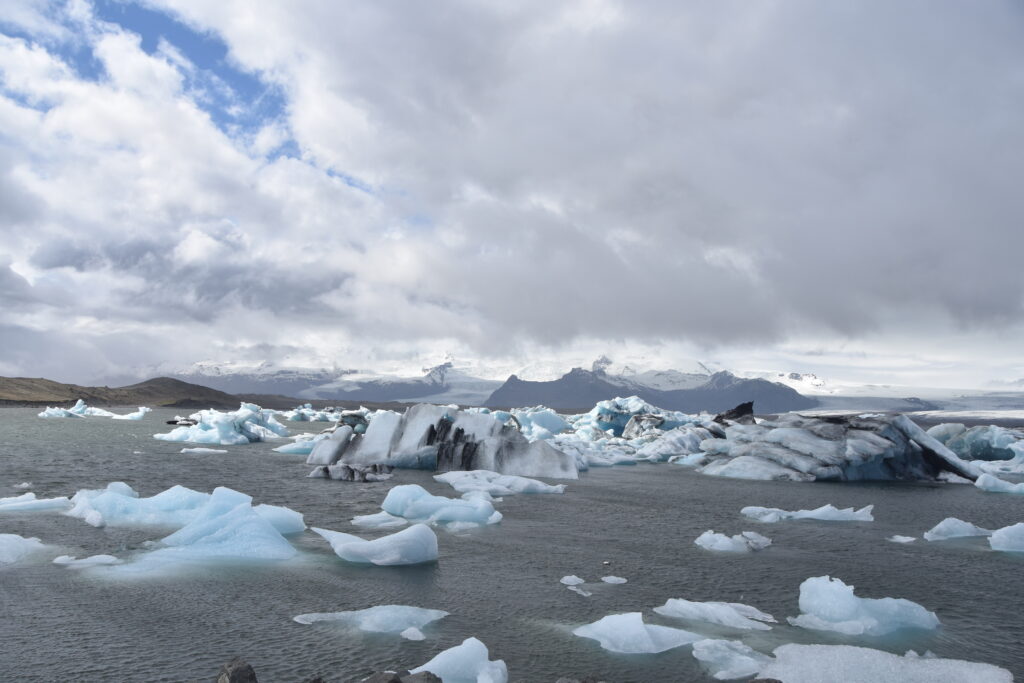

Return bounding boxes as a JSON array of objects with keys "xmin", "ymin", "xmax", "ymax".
[
  {"xmin": 38, "ymin": 399, "xmax": 151, "ymax": 420},
  {"xmin": 111, "ymin": 407, "xmax": 152, "ymax": 420},
  {"xmin": 787, "ymin": 575, "xmax": 939, "ymax": 636},
  {"xmin": 888, "ymin": 535, "xmax": 917, "ymax": 543},
  {"xmin": 601, "ymin": 575, "xmax": 627, "ymax": 584},
  {"xmin": 401, "ymin": 627, "xmax": 425, "ymax": 641},
  {"xmin": 655, "ymin": 598, "xmax": 776, "ymax": 630},
  {"xmin": 560, "ymin": 575, "xmax": 585, "ymax": 586},
  {"xmin": 351, "ymin": 511, "xmax": 409, "ymax": 529},
  {"xmin": 974, "ymin": 473, "xmax": 1024, "ymax": 494},
  {"xmin": 312, "ymin": 524, "xmax": 438, "ymax": 566},
  {"xmin": 380, "ymin": 484, "xmax": 501, "ymax": 528},
  {"xmin": 0, "ymin": 492, "xmax": 71, "ymax": 512},
  {"xmin": 180, "ymin": 447, "xmax": 228, "ymax": 454},
  {"xmin": 741, "ymin": 504, "xmax": 874, "ymax": 523},
  {"xmin": 410, "ymin": 637, "xmax": 508, "ymax": 683},
  {"xmin": 433, "ymin": 470, "xmax": 565, "ymax": 497},
  {"xmin": 153, "ymin": 402, "xmax": 289, "ymax": 445},
  {"xmin": 293, "ymin": 605, "xmax": 448, "ymax": 634},
  {"xmin": 758, "ymin": 644, "xmax": 1012, "ymax": 683},
  {"xmin": 572, "ymin": 612, "xmax": 701, "ymax": 654},
  {"xmin": 694, "ymin": 530, "xmax": 772, "ymax": 553},
  {"xmin": 923, "ymin": 517, "xmax": 993, "ymax": 541},
  {"xmin": 989, "ymin": 522, "xmax": 1024, "ymax": 552},
  {"xmin": 0, "ymin": 534, "xmax": 49, "ymax": 564},
  {"xmin": 692, "ymin": 639, "xmax": 771, "ymax": 680}
]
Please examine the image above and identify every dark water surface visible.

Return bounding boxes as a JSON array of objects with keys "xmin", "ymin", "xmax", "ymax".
[{"xmin": 1, "ymin": 407, "xmax": 1022, "ymax": 682}]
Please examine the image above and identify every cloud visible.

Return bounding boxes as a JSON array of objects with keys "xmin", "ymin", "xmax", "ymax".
[{"xmin": 0, "ymin": 1, "xmax": 1022, "ymax": 386}]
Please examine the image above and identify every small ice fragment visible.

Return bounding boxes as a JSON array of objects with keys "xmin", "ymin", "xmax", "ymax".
[
  {"xmin": 402, "ymin": 627, "xmax": 425, "ymax": 640},
  {"xmin": 601, "ymin": 576, "xmax": 627, "ymax": 584},
  {"xmin": 567, "ymin": 585, "xmax": 592, "ymax": 597},
  {"xmin": 293, "ymin": 605, "xmax": 447, "ymax": 634},
  {"xmin": 52, "ymin": 554, "xmax": 122, "ymax": 567},
  {"xmin": 0, "ymin": 492, "xmax": 71, "ymax": 512},
  {"xmin": 560, "ymin": 575, "xmax": 585, "ymax": 585},
  {"xmin": 787, "ymin": 575, "xmax": 939, "ymax": 635},
  {"xmin": 13, "ymin": 482, "xmax": 31, "ymax": 490},
  {"xmin": 741, "ymin": 504, "xmax": 873, "ymax": 523},
  {"xmin": 888, "ymin": 535, "xmax": 916, "ymax": 543},
  {"xmin": 692, "ymin": 639, "xmax": 771, "ymax": 680},
  {"xmin": 351, "ymin": 511, "xmax": 409, "ymax": 529},
  {"xmin": 655, "ymin": 598, "xmax": 776, "ymax": 630},
  {"xmin": 0, "ymin": 534, "xmax": 48, "ymax": 563},
  {"xmin": 573, "ymin": 612, "xmax": 701, "ymax": 654},
  {"xmin": 695, "ymin": 530, "xmax": 771, "ymax": 553},
  {"xmin": 180, "ymin": 448, "xmax": 229, "ymax": 454},
  {"xmin": 410, "ymin": 637, "xmax": 508, "ymax": 683}
]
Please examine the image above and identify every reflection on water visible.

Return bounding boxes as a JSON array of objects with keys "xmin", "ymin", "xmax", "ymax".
[{"xmin": 1, "ymin": 407, "xmax": 1022, "ymax": 681}]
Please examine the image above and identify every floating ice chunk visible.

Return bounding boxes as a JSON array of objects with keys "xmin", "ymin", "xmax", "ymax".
[
  {"xmin": 351, "ymin": 511, "xmax": 409, "ymax": 529},
  {"xmin": 989, "ymin": 523, "xmax": 1024, "ymax": 552},
  {"xmin": 601, "ymin": 575, "xmax": 627, "ymax": 584},
  {"xmin": 560, "ymin": 575, "xmax": 585, "ymax": 585},
  {"xmin": 698, "ymin": 456, "xmax": 815, "ymax": 482},
  {"xmin": 38, "ymin": 399, "xmax": 151, "ymax": 420},
  {"xmin": 66, "ymin": 483, "xmax": 209, "ymax": 529},
  {"xmin": 655, "ymin": 598, "xmax": 776, "ymax": 630},
  {"xmin": 180, "ymin": 448, "xmax": 228, "ymax": 454},
  {"xmin": 312, "ymin": 524, "xmax": 438, "ymax": 566},
  {"xmin": 741, "ymin": 504, "xmax": 874, "ymax": 523},
  {"xmin": 757, "ymin": 644, "xmax": 1012, "ymax": 683},
  {"xmin": 567, "ymin": 585, "xmax": 592, "ymax": 597},
  {"xmin": 402, "ymin": 627, "xmax": 425, "ymax": 640},
  {"xmin": 944, "ymin": 425, "xmax": 1023, "ymax": 461},
  {"xmin": 974, "ymin": 473, "xmax": 1024, "ymax": 494},
  {"xmin": 0, "ymin": 534, "xmax": 48, "ymax": 563},
  {"xmin": 111, "ymin": 407, "xmax": 152, "ymax": 420},
  {"xmin": 0, "ymin": 492, "xmax": 71, "ymax": 512},
  {"xmin": 410, "ymin": 637, "xmax": 508, "ymax": 683},
  {"xmin": 282, "ymin": 404, "xmax": 339, "ymax": 422},
  {"xmin": 253, "ymin": 504, "xmax": 306, "ymax": 534},
  {"xmin": 888, "ymin": 535, "xmax": 917, "ymax": 543},
  {"xmin": 154, "ymin": 403, "xmax": 288, "ymax": 445},
  {"xmin": 14, "ymin": 482, "xmax": 31, "ymax": 489},
  {"xmin": 511, "ymin": 406, "xmax": 571, "ymax": 441},
  {"xmin": 293, "ymin": 605, "xmax": 448, "ymax": 635},
  {"xmin": 433, "ymin": 470, "xmax": 566, "ymax": 497},
  {"xmin": 787, "ymin": 575, "xmax": 939, "ymax": 636},
  {"xmin": 381, "ymin": 484, "xmax": 501, "ymax": 528},
  {"xmin": 306, "ymin": 427, "xmax": 353, "ymax": 465},
  {"xmin": 52, "ymin": 554, "xmax": 122, "ymax": 568},
  {"xmin": 573, "ymin": 612, "xmax": 701, "ymax": 654},
  {"xmin": 694, "ymin": 530, "xmax": 772, "ymax": 553},
  {"xmin": 923, "ymin": 517, "xmax": 993, "ymax": 541},
  {"xmin": 692, "ymin": 639, "xmax": 771, "ymax": 680}
]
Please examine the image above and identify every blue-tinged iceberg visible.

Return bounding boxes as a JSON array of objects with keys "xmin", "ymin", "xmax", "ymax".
[
  {"xmin": 311, "ymin": 524, "xmax": 438, "ymax": 565},
  {"xmin": 787, "ymin": 575, "xmax": 939, "ymax": 636},
  {"xmin": 409, "ymin": 637, "xmax": 508, "ymax": 683},
  {"xmin": 573, "ymin": 612, "xmax": 702, "ymax": 654},
  {"xmin": 38, "ymin": 399, "xmax": 151, "ymax": 420},
  {"xmin": 153, "ymin": 403, "xmax": 289, "ymax": 445}
]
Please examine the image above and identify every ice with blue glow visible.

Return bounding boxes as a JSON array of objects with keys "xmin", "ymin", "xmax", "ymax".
[
  {"xmin": 282, "ymin": 404, "xmax": 338, "ymax": 422},
  {"xmin": 153, "ymin": 403, "xmax": 289, "ymax": 445},
  {"xmin": 923, "ymin": 517, "xmax": 993, "ymax": 541},
  {"xmin": 312, "ymin": 524, "xmax": 438, "ymax": 565},
  {"xmin": 573, "ymin": 612, "xmax": 702, "ymax": 654},
  {"xmin": 742, "ymin": 504, "xmax": 874, "ymax": 523},
  {"xmin": 974, "ymin": 473, "xmax": 1024, "ymax": 494},
  {"xmin": 787, "ymin": 575, "xmax": 939, "ymax": 636},
  {"xmin": 506, "ymin": 406, "xmax": 571, "ymax": 441},
  {"xmin": 433, "ymin": 470, "xmax": 565, "ymax": 498},
  {"xmin": 410, "ymin": 636, "xmax": 508, "ymax": 683},
  {"xmin": 989, "ymin": 523, "xmax": 1024, "ymax": 552},
  {"xmin": 380, "ymin": 484, "xmax": 502, "ymax": 528},
  {"xmin": 655, "ymin": 598, "xmax": 776, "ymax": 630},
  {"xmin": 928, "ymin": 423, "xmax": 1023, "ymax": 461},
  {"xmin": 0, "ymin": 492, "xmax": 71, "ymax": 512},
  {"xmin": 37, "ymin": 399, "xmax": 152, "ymax": 420},
  {"xmin": 293, "ymin": 605, "xmax": 448, "ymax": 636},
  {"xmin": 0, "ymin": 533, "xmax": 49, "ymax": 564}
]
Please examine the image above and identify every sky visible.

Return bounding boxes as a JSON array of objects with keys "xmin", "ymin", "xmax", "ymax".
[{"xmin": 1, "ymin": 0, "xmax": 1023, "ymax": 389}]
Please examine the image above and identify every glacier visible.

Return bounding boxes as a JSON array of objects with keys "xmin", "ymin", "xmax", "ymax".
[{"xmin": 787, "ymin": 575, "xmax": 940, "ymax": 636}]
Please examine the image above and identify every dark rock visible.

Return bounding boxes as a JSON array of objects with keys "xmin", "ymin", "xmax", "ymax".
[
  {"xmin": 215, "ymin": 657, "xmax": 258, "ymax": 683},
  {"xmin": 360, "ymin": 673, "xmax": 402, "ymax": 683},
  {"xmin": 714, "ymin": 401, "xmax": 755, "ymax": 425}
]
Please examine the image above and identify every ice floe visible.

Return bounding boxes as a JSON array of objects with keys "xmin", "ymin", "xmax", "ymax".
[
  {"xmin": 691, "ymin": 639, "xmax": 771, "ymax": 680},
  {"xmin": 53, "ymin": 554, "xmax": 122, "ymax": 568},
  {"xmin": 153, "ymin": 403, "xmax": 288, "ymax": 445},
  {"xmin": 0, "ymin": 492, "xmax": 71, "ymax": 512},
  {"xmin": 974, "ymin": 473, "xmax": 1024, "ymax": 494},
  {"xmin": 0, "ymin": 534, "xmax": 49, "ymax": 564},
  {"xmin": 433, "ymin": 470, "xmax": 565, "ymax": 497},
  {"xmin": 572, "ymin": 612, "xmax": 701, "ymax": 654},
  {"xmin": 923, "ymin": 517, "xmax": 993, "ymax": 541},
  {"xmin": 312, "ymin": 524, "xmax": 438, "ymax": 565},
  {"xmin": 757, "ymin": 644, "xmax": 1012, "ymax": 683},
  {"xmin": 741, "ymin": 504, "xmax": 873, "ymax": 523},
  {"xmin": 379, "ymin": 484, "xmax": 501, "ymax": 528},
  {"xmin": 601, "ymin": 575, "xmax": 627, "ymax": 584},
  {"xmin": 787, "ymin": 575, "xmax": 939, "ymax": 635},
  {"xmin": 989, "ymin": 523, "xmax": 1024, "ymax": 552},
  {"xmin": 180, "ymin": 447, "xmax": 228, "ymax": 454},
  {"xmin": 694, "ymin": 530, "xmax": 772, "ymax": 553},
  {"xmin": 928, "ymin": 423, "xmax": 1024, "ymax": 462},
  {"xmin": 409, "ymin": 637, "xmax": 508, "ymax": 683},
  {"xmin": 655, "ymin": 598, "xmax": 776, "ymax": 630},
  {"xmin": 559, "ymin": 575, "xmax": 585, "ymax": 586},
  {"xmin": 888, "ymin": 535, "xmax": 917, "ymax": 543},
  {"xmin": 281, "ymin": 403, "xmax": 339, "ymax": 422},
  {"xmin": 293, "ymin": 605, "xmax": 448, "ymax": 636},
  {"xmin": 38, "ymin": 399, "xmax": 152, "ymax": 420}
]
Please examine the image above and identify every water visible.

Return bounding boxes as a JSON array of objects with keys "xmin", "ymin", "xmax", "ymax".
[{"xmin": 1, "ymin": 407, "xmax": 1022, "ymax": 682}]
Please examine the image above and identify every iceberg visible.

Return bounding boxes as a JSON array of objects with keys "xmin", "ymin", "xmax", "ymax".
[
  {"xmin": 923, "ymin": 517, "xmax": 993, "ymax": 541},
  {"xmin": 691, "ymin": 639, "xmax": 771, "ymax": 680},
  {"xmin": 974, "ymin": 473, "xmax": 1024, "ymax": 494},
  {"xmin": 180, "ymin": 447, "xmax": 228, "ymax": 454},
  {"xmin": 281, "ymin": 404, "xmax": 339, "ymax": 422},
  {"xmin": 52, "ymin": 554, "xmax": 122, "ymax": 568},
  {"xmin": 888, "ymin": 535, "xmax": 917, "ymax": 543},
  {"xmin": 694, "ymin": 530, "xmax": 772, "ymax": 553},
  {"xmin": 601, "ymin": 575, "xmax": 627, "ymax": 584},
  {"xmin": 293, "ymin": 605, "xmax": 448, "ymax": 634},
  {"xmin": 433, "ymin": 470, "xmax": 565, "ymax": 497},
  {"xmin": 655, "ymin": 598, "xmax": 776, "ymax": 630},
  {"xmin": 787, "ymin": 575, "xmax": 939, "ymax": 636},
  {"xmin": 940, "ymin": 425, "xmax": 1024, "ymax": 461},
  {"xmin": 305, "ymin": 426, "xmax": 354, "ymax": 465},
  {"xmin": 572, "ymin": 612, "xmax": 701, "ymax": 654},
  {"xmin": 741, "ymin": 504, "xmax": 873, "ymax": 523},
  {"xmin": 312, "ymin": 524, "xmax": 438, "ymax": 565},
  {"xmin": 0, "ymin": 492, "xmax": 71, "ymax": 512},
  {"xmin": 508, "ymin": 406, "xmax": 571, "ymax": 441},
  {"xmin": 111, "ymin": 407, "xmax": 152, "ymax": 421},
  {"xmin": 38, "ymin": 399, "xmax": 151, "ymax": 420},
  {"xmin": 67, "ymin": 483, "xmax": 206, "ymax": 529},
  {"xmin": 989, "ymin": 522, "xmax": 1024, "ymax": 552},
  {"xmin": 409, "ymin": 637, "xmax": 508, "ymax": 683},
  {"xmin": 153, "ymin": 403, "xmax": 289, "ymax": 445},
  {"xmin": 757, "ymin": 644, "xmax": 1012, "ymax": 683},
  {"xmin": 351, "ymin": 511, "xmax": 408, "ymax": 529},
  {"xmin": 380, "ymin": 484, "xmax": 501, "ymax": 528},
  {"xmin": 0, "ymin": 534, "xmax": 48, "ymax": 564}
]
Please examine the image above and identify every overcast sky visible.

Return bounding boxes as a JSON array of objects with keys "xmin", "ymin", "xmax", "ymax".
[{"xmin": 1, "ymin": 0, "xmax": 1023, "ymax": 388}]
